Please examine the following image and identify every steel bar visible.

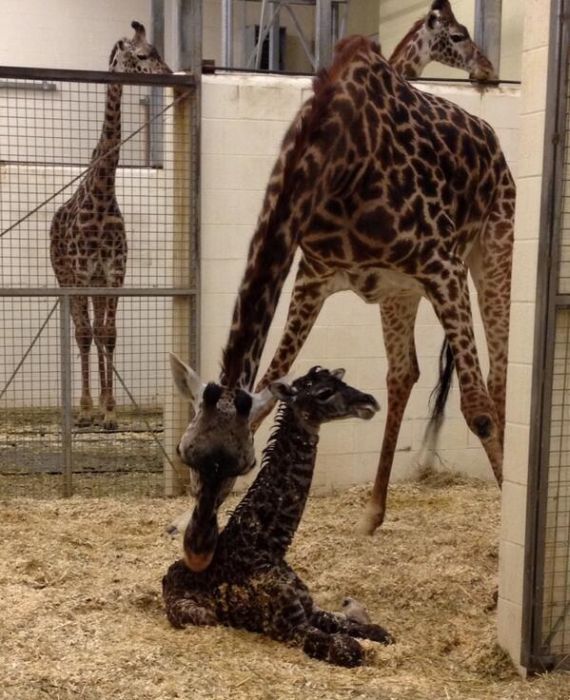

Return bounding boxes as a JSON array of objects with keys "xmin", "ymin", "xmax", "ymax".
[
  {"xmin": 0, "ymin": 65, "xmax": 195, "ymax": 87},
  {"xmin": 315, "ymin": 0, "xmax": 333, "ymax": 68},
  {"xmin": 474, "ymin": 0, "xmax": 502, "ymax": 76},
  {"xmin": 151, "ymin": 0, "xmax": 166, "ymax": 167},
  {"xmin": 283, "ymin": 3, "xmax": 317, "ymax": 69},
  {"xmin": 59, "ymin": 296, "xmax": 74, "ymax": 497},
  {"xmin": 256, "ymin": 0, "xmax": 270, "ymax": 69},
  {"xmin": 177, "ymin": 0, "xmax": 202, "ymax": 72},
  {"xmin": 0, "ymin": 288, "xmax": 197, "ymax": 297},
  {"xmin": 222, "ymin": 0, "xmax": 234, "ymax": 67},
  {"xmin": 269, "ymin": 2, "xmax": 282, "ymax": 71}
]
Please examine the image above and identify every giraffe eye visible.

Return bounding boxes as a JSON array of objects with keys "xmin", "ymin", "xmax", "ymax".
[
  {"xmin": 137, "ymin": 53, "xmax": 149, "ymax": 60},
  {"xmin": 450, "ymin": 34, "xmax": 467, "ymax": 43},
  {"xmin": 315, "ymin": 387, "xmax": 334, "ymax": 401}
]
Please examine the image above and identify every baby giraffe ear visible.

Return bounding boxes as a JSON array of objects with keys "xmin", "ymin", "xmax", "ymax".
[
  {"xmin": 331, "ymin": 368, "xmax": 346, "ymax": 380},
  {"xmin": 169, "ymin": 353, "xmax": 204, "ymax": 403},
  {"xmin": 269, "ymin": 379, "xmax": 296, "ymax": 402}
]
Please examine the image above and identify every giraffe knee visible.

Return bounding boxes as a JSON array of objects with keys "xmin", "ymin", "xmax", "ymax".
[{"xmin": 472, "ymin": 414, "xmax": 493, "ymax": 440}]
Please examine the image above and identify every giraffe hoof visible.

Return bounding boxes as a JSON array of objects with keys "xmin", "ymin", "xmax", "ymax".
[
  {"xmin": 102, "ymin": 418, "xmax": 118, "ymax": 431},
  {"xmin": 357, "ymin": 503, "xmax": 384, "ymax": 536},
  {"xmin": 76, "ymin": 415, "xmax": 93, "ymax": 428}
]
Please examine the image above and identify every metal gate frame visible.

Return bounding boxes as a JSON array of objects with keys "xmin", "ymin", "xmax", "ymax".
[
  {"xmin": 0, "ymin": 65, "xmax": 200, "ymax": 497},
  {"xmin": 523, "ymin": 0, "xmax": 570, "ymax": 672}
]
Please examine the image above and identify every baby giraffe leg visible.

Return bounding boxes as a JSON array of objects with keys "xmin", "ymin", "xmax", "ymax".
[
  {"xmin": 266, "ymin": 579, "xmax": 365, "ymax": 667},
  {"xmin": 310, "ymin": 606, "xmax": 394, "ymax": 644},
  {"xmin": 162, "ymin": 579, "xmax": 218, "ymax": 628}
]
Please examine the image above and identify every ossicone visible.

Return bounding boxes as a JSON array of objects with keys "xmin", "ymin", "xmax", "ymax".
[{"xmin": 202, "ymin": 382, "xmax": 223, "ymax": 408}]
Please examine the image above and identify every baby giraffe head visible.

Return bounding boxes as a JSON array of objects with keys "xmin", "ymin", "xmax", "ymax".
[{"xmin": 270, "ymin": 366, "xmax": 380, "ymax": 430}]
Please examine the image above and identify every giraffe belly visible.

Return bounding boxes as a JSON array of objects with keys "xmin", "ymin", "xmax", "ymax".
[{"xmin": 341, "ymin": 268, "xmax": 426, "ymax": 303}]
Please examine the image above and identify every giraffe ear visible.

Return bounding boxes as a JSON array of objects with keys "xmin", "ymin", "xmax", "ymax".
[
  {"xmin": 169, "ymin": 353, "xmax": 205, "ymax": 403},
  {"xmin": 249, "ymin": 387, "xmax": 276, "ymax": 424},
  {"xmin": 269, "ymin": 379, "xmax": 296, "ymax": 402},
  {"xmin": 331, "ymin": 368, "xmax": 346, "ymax": 380}
]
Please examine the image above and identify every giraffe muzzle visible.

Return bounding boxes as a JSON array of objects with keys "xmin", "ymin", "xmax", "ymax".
[{"xmin": 184, "ymin": 548, "xmax": 215, "ymax": 572}]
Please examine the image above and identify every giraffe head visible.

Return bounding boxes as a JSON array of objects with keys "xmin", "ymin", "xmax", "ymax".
[
  {"xmin": 170, "ymin": 353, "xmax": 275, "ymax": 571},
  {"xmin": 270, "ymin": 366, "xmax": 380, "ymax": 430},
  {"xmin": 391, "ymin": 0, "xmax": 497, "ymax": 81},
  {"xmin": 422, "ymin": 0, "xmax": 497, "ymax": 80},
  {"xmin": 170, "ymin": 354, "xmax": 274, "ymax": 486},
  {"xmin": 108, "ymin": 21, "xmax": 172, "ymax": 74}
]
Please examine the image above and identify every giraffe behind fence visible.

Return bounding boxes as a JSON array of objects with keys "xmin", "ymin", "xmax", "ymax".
[{"xmin": 49, "ymin": 22, "xmax": 171, "ymax": 430}]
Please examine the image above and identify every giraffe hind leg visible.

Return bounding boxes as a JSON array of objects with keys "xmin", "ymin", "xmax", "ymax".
[
  {"xmin": 70, "ymin": 296, "xmax": 94, "ymax": 427},
  {"xmin": 361, "ymin": 294, "xmax": 421, "ymax": 534},
  {"xmin": 467, "ymin": 202, "xmax": 514, "ymax": 461},
  {"xmin": 93, "ymin": 295, "xmax": 118, "ymax": 430}
]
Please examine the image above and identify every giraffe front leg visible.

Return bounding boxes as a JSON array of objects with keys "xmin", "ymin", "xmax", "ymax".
[
  {"xmin": 425, "ymin": 259, "xmax": 503, "ymax": 483},
  {"xmin": 70, "ymin": 296, "xmax": 94, "ymax": 427},
  {"xmin": 253, "ymin": 259, "xmax": 333, "ymax": 427},
  {"xmin": 361, "ymin": 294, "xmax": 421, "ymax": 535},
  {"xmin": 93, "ymin": 296, "xmax": 118, "ymax": 431}
]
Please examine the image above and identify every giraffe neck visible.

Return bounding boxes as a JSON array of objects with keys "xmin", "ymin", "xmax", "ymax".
[
  {"xmin": 84, "ymin": 82, "xmax": 123, "ymax": 194},
  {"xmin": 220, "ymin": 115, "xmax": 310, "ymax": 389},
  {"xmin": 389, "ymin": 20, "xmax": 430, "ymax": 79},
  {"xmin": 223, "ymin": 404, "xmax": 320, "ymax": 559}
]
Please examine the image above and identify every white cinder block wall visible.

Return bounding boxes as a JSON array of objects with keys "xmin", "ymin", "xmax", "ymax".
[
  {"xmin": 200, "ymin": 73, "xmax": 521, "ymax": 493},
  {"xmin": 497, "ymin": 0, "xmax": 551, "ymax": 672}
]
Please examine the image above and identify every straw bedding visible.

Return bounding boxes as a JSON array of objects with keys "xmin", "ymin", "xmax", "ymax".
[{"xmin": 1, "ymin": 472, "xmax": 568, "ymax": 699}]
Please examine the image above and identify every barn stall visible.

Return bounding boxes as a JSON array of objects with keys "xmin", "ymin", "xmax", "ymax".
[{"xmin": 0, "ymin": 0, "xmax": 569, "ymax": 695}]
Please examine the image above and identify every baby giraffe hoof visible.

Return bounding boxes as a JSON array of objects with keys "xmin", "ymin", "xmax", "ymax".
[
  {"xmin": 328, "ymin": 634, "xmax": 364, "ymax": 667},
  {"xmin": 359, "ymin": 623, "xmax": 394, "ymax": 645}
]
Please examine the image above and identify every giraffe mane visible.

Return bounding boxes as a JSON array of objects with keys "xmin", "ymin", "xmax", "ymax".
[{"xmin": 388, "ymin": 18, "xmax": 425, "ymax": 63}]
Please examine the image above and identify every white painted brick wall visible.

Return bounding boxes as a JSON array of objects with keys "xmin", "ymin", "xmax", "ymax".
[
  {"xmin": 0, "ymin": 71, "xmax": 521, "ymax": 490},
  {"xmin": 199, "ymin": 73, "xmax": 521, "ymax": 492}
]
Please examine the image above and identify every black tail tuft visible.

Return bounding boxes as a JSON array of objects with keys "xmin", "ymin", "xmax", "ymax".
[{"xmin": 428, "ymin": 339, "xmax": 454, "ymax": 422}]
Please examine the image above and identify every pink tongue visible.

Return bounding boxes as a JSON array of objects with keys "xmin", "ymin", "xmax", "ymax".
[{"xmin": 184, "ymin": 548, "xmax": 214, "ymax": 572}]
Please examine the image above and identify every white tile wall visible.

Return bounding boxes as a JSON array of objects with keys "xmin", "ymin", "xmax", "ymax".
[
  {"xmin": 497, "ymin": 0, "xmax": 552, "ymax": 672},
  {"xmin": 199, "ymin": 72, "xmax": 521, "ymax": 495}
]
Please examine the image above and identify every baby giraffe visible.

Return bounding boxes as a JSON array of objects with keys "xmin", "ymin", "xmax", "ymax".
[{"xmin": 162, "ymin": 364, "xmax": 393, "ymax": 667}]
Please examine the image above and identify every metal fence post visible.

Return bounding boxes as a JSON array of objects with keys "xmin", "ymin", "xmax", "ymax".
[
  {"xmin": 59, "ymin": 295, "xmax": 73, "ymax": 497},
  {"xmin": 163, "ymin": 0, "xmax": 202, "ymax": 497},
  {"xmin": 474, "ymin": 0, "xmax": 502, "ymax": 76},
  {"xmin": 316, "ymin": 0, "xmax": 333, "ymax": 69}
]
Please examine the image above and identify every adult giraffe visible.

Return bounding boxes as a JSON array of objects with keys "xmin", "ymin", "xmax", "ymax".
[
  {"xmin": 174, "ymin": 35, "xmax": 514, "ymax": 571},
  {"xmin": 389, "ymin": 0, "xmax": 497, "ymax": 81},
  {"xmin": 49, "ymin": 22, "xmax": 171, "ymax": 429}
]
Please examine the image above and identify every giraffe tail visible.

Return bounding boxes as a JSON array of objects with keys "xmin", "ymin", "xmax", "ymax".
[{"xmin": 417, "ymin": 339, "xmax": 454, "ymax": 469}]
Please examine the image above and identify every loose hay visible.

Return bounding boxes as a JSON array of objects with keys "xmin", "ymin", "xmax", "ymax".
[{"xmin": 1, "ymin": 479, "xmax": 569, "ymax": 700}]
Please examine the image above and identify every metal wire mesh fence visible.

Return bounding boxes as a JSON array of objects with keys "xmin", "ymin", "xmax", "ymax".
[{"xmin": 0, "ymin": 67, "xmax": 198, "ymax": 498}]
